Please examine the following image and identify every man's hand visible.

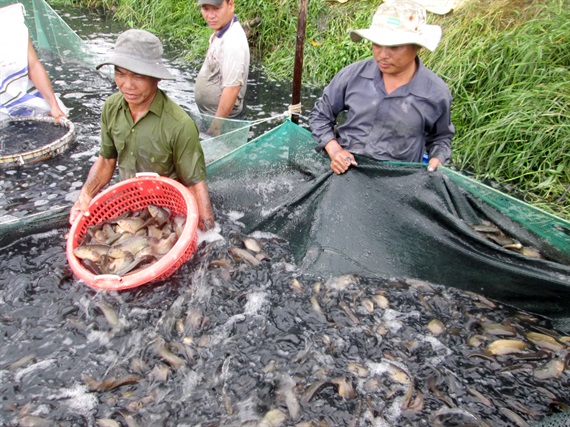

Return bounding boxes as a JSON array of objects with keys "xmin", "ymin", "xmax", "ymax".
[
  {"xmin": 330, "ymin": 150, "xmax": 358, "ymax": 174},
  {"xmin": 324, "ymin": 139, "xmax": 358, "ymax": 175},
  {"xmin": 427, "ymin": 157, "xmax": 442, "ymax": 172},
  {"xmin": 206, "ymin": 118, "xmax": 223, "ymax": 137},
  {"xmin": 50, "ymin": 105, "xmax": 68, "ymax": 125},
  {"xmin": 187, "ymin": 181, "xmax": 215, "ymax": 232},
  {"xmin": 69, "ymin": 193, "xmax": 92, "ymax": 225}
]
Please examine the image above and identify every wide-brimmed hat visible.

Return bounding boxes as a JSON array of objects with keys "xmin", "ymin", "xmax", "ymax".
[
  {"xmin": 350, "ymin": 0, "xmax": 442, "ymax": 52},
  {"xmin": 96, "ymin": 29, "xmax": 175, "ymax": 80},
  {"xmin": 198, "ymin": 0, "xmax": 224, "ymax": 6}
]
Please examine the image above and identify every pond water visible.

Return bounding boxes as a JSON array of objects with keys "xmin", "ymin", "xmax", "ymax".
[
  {"xmin": 0, "ymin": 3, "xmax": 321, "ymax": 227},
  {"xmin": 1, "ymin": 5, "xmax": 569, "ymax": 427}
]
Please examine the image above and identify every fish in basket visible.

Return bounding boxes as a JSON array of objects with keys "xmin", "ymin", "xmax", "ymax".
[{"xmin": 66, "ymin": 173, "xmax": 199, "ymax": 290}]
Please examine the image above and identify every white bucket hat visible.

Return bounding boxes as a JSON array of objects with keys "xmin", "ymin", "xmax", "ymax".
[
  {"xmin": 350, "ymin": 0, "xmax": 442, "ymax": 52},
  {"xmin": 96, "ymin": 29, "xmax": 175, "ymax": 80}
]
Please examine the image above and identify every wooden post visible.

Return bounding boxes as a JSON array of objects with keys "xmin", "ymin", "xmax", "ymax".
[{"xmin": 291, "ymin": 0, "xmax": 309, "ymax": 125}]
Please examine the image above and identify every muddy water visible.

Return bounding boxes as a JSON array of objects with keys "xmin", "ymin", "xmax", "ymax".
[
  {"xmin": 0, "ymin": 5, "xmax": 569, "ymax": 427},
  {"xmin": 0, "ymin": 4, "xmax": 320, "ymax": 225}
]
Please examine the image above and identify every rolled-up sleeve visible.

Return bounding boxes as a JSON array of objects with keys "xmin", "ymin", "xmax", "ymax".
[
  {"xmin": 309, "ymin": 67, "xmax": 352, "ymax": 154},
  {"xmin": 424, "ymin": 89, "xmax": 454, "ymax": 164}
]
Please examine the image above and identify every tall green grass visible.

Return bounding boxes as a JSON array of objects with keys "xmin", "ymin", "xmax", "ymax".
[
  {"xmin": 52, "ymin": 0, "xmax": 569, "ymax": 219},
  {"xmin": 426, "ymin": 0, "xmax": 570, "ymax": 218}
]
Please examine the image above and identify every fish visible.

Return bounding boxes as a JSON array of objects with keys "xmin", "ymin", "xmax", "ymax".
[
  {"xmin": 276, "ymin": 374, "xmax": 301, "ymax": 420},
  {"xmin": 154, "ymin": 339, "xmax": 186, "ymax": 369},
  {"xmin": 467, "ymin": 387, "xmax": 493, "ymax": 407},
  {"xmin": 339, "ymin": 300, "xmax": 360, "ymax": 325},
  {"xmin": 117, "ymin": 411, "xmax": 141, "ymax": 427},
  {"xmin": 151, "ymin": 363, "xmax": 170, "ymax": 382},
  {"xmin": 427, "ymin": 318, "xmax": 445, "ymax": 336},
  {"xmin": 105, "ymin": 252, "xmax": 135, "ymax": 275},
  {"xmin": 533, "ymin": 359, "xmax": 564, "ymax": 380},
  {"xmin": 17, "ymin": 415, "xmax": 54, "ymax": 427},
  {"xmin": 471, "ymin": 222, "xmax": 502, "ymax": 233},
  {"xmin": 82, "ymin": 373, "xmax": 141, "ymax": 391},
  {"xmin": 484, "ymin": 339, "xmax": 530, "ymax": 356},
  {"xmin": 73, "ymin": 204, "xmax": 187, "ymax": 277},
  {"xmin": 290, "ymin": 277, "xmax": 303, "ymax": 293},
  {"xmin": 372, "ymin": 293, "xmax": 390, "ymax": 309},
  {"xmin": 95, "ymin": 300, "xmax": 120, "ymax": 330},
  {"xmin": 519, "ymin": 246, "xmax": 543, "ymax": 259},
  {"xmin": 301, "ymin": 380, "xmax": 337, "ymax": 404},
  {"xmin": 325, "ymin": 274, "xmax": 358, "ymax": 290},
  {"xmin": 499, "ymin": 407, "xmax": 530, "ymax": 427},
  {"xmin": 431, "ymin": 407, "xmax": 487, "ymax": 427},
  {"xmin": 108, "ymin": 235, "xmax": 150, "ymax": 257},
  {"xmin": 228, "ymin": 246, "xmax": 261, "ymax": 267},
  {"xmin": 257, "ymin": 409, "xmax": 287, "ymax": 427},
  {"xmin": 360, "ymin": 298, "xmax": 374, "ymax": 313},
  {"xmin": 149, "ymin": 233, "xmax": 178, "ymax": 255},
  {"xmin": 113, "ymin": 254, "xmax": 156, "ymax": 277},
  {"xmin": 332, "ymin": 376, "xmax": 355, "ymax": 399},
  {"xmin": 73, "ymin": 244, "xmax": 111, "ymax": 262},
  {"xmin": 525, "ymin": 332, "xmax": 566, "ymax": 352},
  {"xmin": 147, "ymin": 204, "xmax": 171, "ymax": 226},
  {"xmin": 96, "ymin": 419, "xmax": 121, "ymax": 427},
  {"xmin": 4, "ymin": 354, "xmax": 36, "ymax": 370},
  {"xmin": 479, "ymin": 322, "xmax": 517, "ymax": 336},
  {"xmin": 243, "ymin": 236, "xmax": 262, "ymax": 253},
  {"xmin": 81, "ymin": 258, "xmax": 102, "ymax": 275},
  {"xmin": 347, "ymin": 361, "xmax": 368, "ymax": 378},
  {"xmin": 172, "ymin": 214, "xmax": 186, "ymax": 237},
  {"xmin": 116, "ymin": 217, "xmax": 146, "ymax": 234}
]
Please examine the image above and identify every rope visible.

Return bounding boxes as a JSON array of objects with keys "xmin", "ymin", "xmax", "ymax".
[
  {"xmin": 288, "ymin": 103, "xmax": 302, "ymax": 116},
  {"xmin": 198, "ymin": 102, "xmax": 309, "ymax": 141}
]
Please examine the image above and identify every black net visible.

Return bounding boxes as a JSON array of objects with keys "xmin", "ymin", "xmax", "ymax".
[
  {"xmin": 0, "ymin": 118, "xmax": 68, "ymax": 156},
  {"xmin": 207, "ymin": 120, "xmax": 570, "ymax": 333}
]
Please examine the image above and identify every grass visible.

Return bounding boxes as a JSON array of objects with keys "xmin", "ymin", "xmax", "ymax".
[
  {"xmin": 51, "ymin": 0, "xmax": 570, "ymax": 219},
  {"xmin": 425, "ymin": 0, "xmax": 570, "ymax": 217}
]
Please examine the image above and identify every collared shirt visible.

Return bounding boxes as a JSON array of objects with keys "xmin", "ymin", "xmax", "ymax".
[
  {"xmin": 309, "ymin": 57, "xmax": 455, "ymax": 164},
  {"xmin": 99, "ymin": 89, "xmax": 207, "ymax": 186},
  {"xmin": 194, "ymin": 15, "xmax": 250, "ymax": 117}
]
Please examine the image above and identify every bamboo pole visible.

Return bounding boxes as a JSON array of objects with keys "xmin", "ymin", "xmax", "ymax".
[{"xmin": 291, "ymin": 0, "xmax": 309, "ymax": 125}]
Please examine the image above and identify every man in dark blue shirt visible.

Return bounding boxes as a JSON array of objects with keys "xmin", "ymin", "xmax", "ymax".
[{"xmin": 310, "ymin": 0, "xmax": 455, "ymax": 175}]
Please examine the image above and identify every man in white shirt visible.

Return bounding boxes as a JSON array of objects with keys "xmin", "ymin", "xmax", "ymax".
[
  {"xmin": 194, "ymin": 0, "xmax": 250, "ymax": 135},
  {"xmin": 0, "ymin": 3, "xmax": 68, "ymax": 122}
]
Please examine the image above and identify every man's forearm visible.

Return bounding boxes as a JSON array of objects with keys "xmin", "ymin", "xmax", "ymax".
[
  {"xmin": 188, "ymin": 181, "xmax": 215, "ymax": 231},
  {"xmin": 215, "ymin": 85, "xmax": 241, "ymax": 118},
  {"xmin": 80, "ymin": 156, "xmax": 116, "ymax": 198},
  {"xmin": 324, "ymin": 139, "xmax": 344, "ymax": 159}
]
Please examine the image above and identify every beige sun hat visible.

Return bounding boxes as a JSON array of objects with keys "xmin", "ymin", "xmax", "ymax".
[
  {"xmin": 96, "ymin": 29, "xmax": 175, "ymax": 80},
  {"xmin": 350, "ymin": 0, "xmax": 442, "ymax": 52}
]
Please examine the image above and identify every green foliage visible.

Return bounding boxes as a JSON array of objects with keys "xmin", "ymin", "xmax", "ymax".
[
  {"xmin": 424, "ymin": 0, "xmax": 570, "ymax": 218},
  {"xmin": 50, "ymin": 0, "xmax": 569, "ymax": 218}
]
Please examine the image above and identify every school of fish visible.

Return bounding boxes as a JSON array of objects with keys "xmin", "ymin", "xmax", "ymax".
[
  {"xmin": 72, "ymin": 204, "xmax": 186, "ymax": 277},
  {"xmin": 1, "ymin": 220, "xmax": 569, "ymax": 427}
]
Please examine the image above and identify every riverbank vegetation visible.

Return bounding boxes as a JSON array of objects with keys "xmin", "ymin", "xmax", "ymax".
[{"xmin": 52, "ymin": 0, "xmax": 569, "ymax": 219}]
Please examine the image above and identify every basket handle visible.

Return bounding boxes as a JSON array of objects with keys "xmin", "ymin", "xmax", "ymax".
[
  {"xmin": 94, "ymin": 274, "xmax": 122, "ymax": 283},
  {"xmin": 135, "ymin": 172, "xmax": 160, "ymax": 178}
]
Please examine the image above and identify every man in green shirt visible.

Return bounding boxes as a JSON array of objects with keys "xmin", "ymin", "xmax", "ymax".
[{"xmin": 69, "ymin": 29, "xmax": 214, "ymax": 230}]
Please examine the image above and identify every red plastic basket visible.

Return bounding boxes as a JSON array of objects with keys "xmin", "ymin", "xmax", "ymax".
[{"xmin": 66, "ymin": 173, "xmax": 199, "ymax": 291}]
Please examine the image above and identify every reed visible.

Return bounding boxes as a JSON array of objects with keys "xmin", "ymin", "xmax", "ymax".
[
  {"xmin": 51, "ymin": 0, "xmax": 569, "ymax": 218},
  {"xmin": 426, "ymin": 0, "xmax": 570, "ymax": 217}
]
